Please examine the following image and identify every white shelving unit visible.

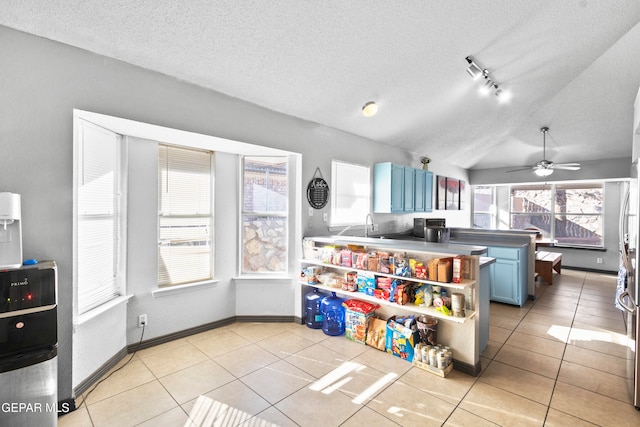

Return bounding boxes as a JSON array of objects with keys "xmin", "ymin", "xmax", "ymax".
[
  {"xmin": 300, "ymin": 259, "xmax": 476, "ymax": 324},
  {"xmin": 300, "ymin": 236, "xmax": 489, "ymax": 375}
]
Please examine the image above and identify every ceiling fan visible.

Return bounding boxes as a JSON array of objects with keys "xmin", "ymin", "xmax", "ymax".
[{"xmin": 507, "ymin": 127, "xmax": 581, "ymax": 177}]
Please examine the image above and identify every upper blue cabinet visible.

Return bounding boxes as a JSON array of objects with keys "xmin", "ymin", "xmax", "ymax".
[{"xmin": 373, "ymin": 163, "xmax": 433, "ymax": 213}]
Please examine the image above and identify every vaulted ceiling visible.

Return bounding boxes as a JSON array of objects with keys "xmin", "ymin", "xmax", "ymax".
[{"xmin": 2, "ymin": 1, "xmax": 640, "ymax": 171}]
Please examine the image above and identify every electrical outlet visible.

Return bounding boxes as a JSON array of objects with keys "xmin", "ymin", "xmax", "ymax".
[
  {"xmin": 373, "ymin": 223, "xmax": 379, "ymax": 231},
  {"xmin": 308, "ymin": 207, "xmax": 313, "ymax": 217},
  {"xmin": 323, "ymin": 213, "xmax": 328, "ymax": 223},
  {"xmin": 138, "ymin": 314, "xmax": 147, "ymax": 328},
  {"xmin": 596, "ymin": 257, "xmax": 603, "ymax": 264}
]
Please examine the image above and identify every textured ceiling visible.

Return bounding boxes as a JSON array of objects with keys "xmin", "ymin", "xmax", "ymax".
[{"xmin": 2, "ymin": 0, "xmax": 640, "ymax": 170}]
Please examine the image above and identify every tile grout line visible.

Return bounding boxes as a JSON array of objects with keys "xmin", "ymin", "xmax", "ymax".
[{"xmin": 541, "ymin": 273, "xmax": 587, "ymax": 426}]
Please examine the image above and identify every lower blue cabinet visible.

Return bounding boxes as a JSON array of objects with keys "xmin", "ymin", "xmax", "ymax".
[{"xmin": 487, "ymin": 246, "xmax": 527, "ymax": 307}]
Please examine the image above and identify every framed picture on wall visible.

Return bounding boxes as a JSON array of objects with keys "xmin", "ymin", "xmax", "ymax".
[
  {"xmin": 436, "ymin": 175, "xmax": 447, "ymax": 210},
  {"xmin": 445, "ymin": 178, "xmax": 460, "ymax": 210},
  {"xmin": 459, "ymin": 180, "xmax": 466, "ymax": 211}
]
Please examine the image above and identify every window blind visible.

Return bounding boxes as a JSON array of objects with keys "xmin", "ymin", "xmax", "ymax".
[
  {"xmin": 158, "ymin": 145, "xmax": 213, "ymax": 286},
  {"xmin": 77, "ymin": 120, "xmax": 123, "ymax": 314}
]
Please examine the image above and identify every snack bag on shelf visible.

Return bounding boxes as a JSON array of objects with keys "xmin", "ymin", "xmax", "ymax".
[
  {"xmin": 414, "ymin": 263, "xmax": 427, "ymax": 279},
  {"xmin": 437, "ymin": 257, "xmax": 453, "ymax": 283},
  {"xmin": 394, "ymin": 257, "xmax": 411, "ymax": 277},
  {"xmin": 379, "ymin": 252, "xmax": 392, "ymax": 274},
  {"xmin": 332, "ymin": 247, "xmax": 342, "ymax": 265},
  {"xmin": 367, "ymin": 252, "xmax": 379, "ymax": 272},
  {"xmin": 302, "ymin": 239, "xmax": 315, "ymax": 259},
  {"xmin": 341, "ymin": 249, "xmax": 353, "ymax": 267},
  {"xmin": 352, "ymin": 252, "xmax": 368, "ymax": 270},
  {"xmin": 394, "ymin": 283, "xmax": 410, "ymax": 305},
  {"xmin": 452, "ymin": 256, "xmax": 463, "ymax": 283},
  {"xmin": 409, "ymin": 258, "xmax": 418, "ymax": 276},
  {"xmin": 414, "ymin": 284, "xmax": 432, "ymax": 307},
  {"xmin": 343, "ymin": 271, "xmax": 357, "ymax": 292},
  {"xmin": 321, "ymin": 246, "xmax": 334, "ymax": 264},
  {"xmin": 357, "ymin": 272, "xmax": 376, "ymax": 295},
  {"xmin": 428, "ymin": 258, "xmax": 438, "ymax": 281}
]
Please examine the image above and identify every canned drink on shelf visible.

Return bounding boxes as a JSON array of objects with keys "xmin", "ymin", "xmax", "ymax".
[{"xmin": 452, "ymin": 293, "xmax": 465, "ymax": 317}]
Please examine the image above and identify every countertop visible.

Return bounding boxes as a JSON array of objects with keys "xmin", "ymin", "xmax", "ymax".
[{"xmin": 305, "ymin": 235, "xmax": 488, "ymax": 256}]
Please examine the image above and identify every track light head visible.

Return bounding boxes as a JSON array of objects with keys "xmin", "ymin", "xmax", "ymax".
[
  {"xmin": 478, "ymin": 77, "xmax": 493, "ymax": 96},
  {"xmin": 466, "ymin": 63, "xmax": 483, "ymax": 80}
]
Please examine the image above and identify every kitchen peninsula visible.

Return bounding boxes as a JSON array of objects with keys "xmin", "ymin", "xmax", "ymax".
[
  {"xmin": 300, "ymin": 235, "xmax": 492, "ymax": 376},
  {"xmin": 373, "ymin": 227, "xmax": 537, "ymax": 305}
]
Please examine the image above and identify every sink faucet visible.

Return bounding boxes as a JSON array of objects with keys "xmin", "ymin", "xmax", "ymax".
[{"xmin": 365, "ymin": 213, "xmax": 374, "ymax": 238}]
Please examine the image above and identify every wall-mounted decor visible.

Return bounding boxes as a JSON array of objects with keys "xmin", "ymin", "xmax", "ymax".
[
  {"xmin": 436, "ymin": 176, "xmax": 462, "ymax": 210},
  {"xmin": 445, "ymin": 178, "xmax": 460, "ymax": 210},
  {"xmin": 459, "ymin": 180, "xmax": 466, "ymax": 210},
  {"xmin": 436, "ymin": 175, "xmax": 447, "ymax": 210},
  {"xmin": 307, "ymin": 167, "xmax": 329, "ymax": 209}
]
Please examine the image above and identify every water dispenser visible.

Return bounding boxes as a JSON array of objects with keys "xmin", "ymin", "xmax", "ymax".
[{"xmin": 0, "ymin": 192, "xmax": 22, "ymax": 269}]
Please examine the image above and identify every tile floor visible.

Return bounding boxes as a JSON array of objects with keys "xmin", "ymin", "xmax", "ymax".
[{"xmin": 60, "ymin": 269, "xmax": 640, "ymax": 426}]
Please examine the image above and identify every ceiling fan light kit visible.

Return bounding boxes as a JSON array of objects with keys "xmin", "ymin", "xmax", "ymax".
[{"xmin": 507, "ymin": 126, "xmax": 582, "ymax": 177}]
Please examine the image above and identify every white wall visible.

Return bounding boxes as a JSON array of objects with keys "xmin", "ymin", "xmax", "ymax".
[
  {"xmin": 125, "ymin": 140, "xmax": 238, "ymax": 343},
  {"xmin": 1, "ymin": 26, "xmax": 470, "ymax": 401}
]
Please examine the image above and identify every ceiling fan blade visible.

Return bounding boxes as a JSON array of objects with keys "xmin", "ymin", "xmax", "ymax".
[
  {"xmin": 506, "ymin": 166, "xmax": 534, "ymax": 173},
  {"xmin": 551, "ymin": 163, "xmax": 581, "ymax": 171}
]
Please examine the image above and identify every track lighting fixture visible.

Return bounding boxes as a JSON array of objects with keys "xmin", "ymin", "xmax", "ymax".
[
  {"xmin": 466, "ymin": 55, "xmax": 510, "ymax": 103},
  {"xmin": 465, "ymin": 56, "xmax": 483, "ymax": 80},
  {"xmin": 478, "ymin": 76, "xmax": 493, "ymax": 96}
]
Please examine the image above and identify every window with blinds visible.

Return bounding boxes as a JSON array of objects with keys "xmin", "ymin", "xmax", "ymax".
[
  {"xmin": 76, "ymin": 120, "xmax": 125, "ymax": 315},
  {"xmin": 158, "ymin": 145, "xmax": 214, "ymax": 286}
]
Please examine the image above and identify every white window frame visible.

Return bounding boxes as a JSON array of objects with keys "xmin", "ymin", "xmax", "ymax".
[
  {"xmin": 73, "ymin": 119, "xmax": 127, "ymax": 317},
  {"xmin": 509, "ymin": 183, "xmax": 605, "ymax": 248},
  {"xmin": 240, "ymin": 155, "xmax": 289, "ymax": 275},
  {"xmin": 330, "ymin": 160, "xmax": 371, "ymax": 226},
  {"xmin": 157, "ymin": 144, "xmax": 215, "ymax": 287},
  {"xmin": 471, "ymin": 185, "xmax": 496, "ymax": 229}
]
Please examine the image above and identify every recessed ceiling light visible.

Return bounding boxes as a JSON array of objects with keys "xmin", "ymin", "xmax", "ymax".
[{"xmin": 362, "ymin": 101, "xmax": 378, "ymax": 117}]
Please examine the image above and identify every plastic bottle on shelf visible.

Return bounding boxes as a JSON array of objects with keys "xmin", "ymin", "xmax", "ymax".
[
  {"xmin": 305, "ymin": 288, "xmax": 324, "ymax": 329},
  {"xmin": 321, "ymin": 292, "xmax": 345, "ymax": 336}
]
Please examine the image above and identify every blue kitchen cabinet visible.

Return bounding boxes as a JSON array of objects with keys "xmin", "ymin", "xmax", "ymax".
[
  {"xmin": 374, "ymin": 163, "xmax": 410, "ymax": 213},
  {"xmin": 425, "ymin": 171, "xmax": 433, "ymax": 211},
  {"xmin": 403, "ymin": 166, "xmax": 415, "ymax": 212},
  {"xmin": 414, "ymin": 169, "xmax": 433, "ymax": 212},
  {"xmin": 414, "ymin": 169, "xmax": 425, "ymax": 211},
  {"xmin": 374, "ymin": 163, "xmax": 432, "ymax": 213},
  {"xmin": 487, "ymin": 245, "xmax": 528, "ymax": 306}
]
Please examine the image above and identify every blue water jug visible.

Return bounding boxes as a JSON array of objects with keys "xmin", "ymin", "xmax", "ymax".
[
  {"xmin": 305, "ymin": 288, "xmax": 324, "ymax": 329},
  {"xmin": 321, "ymin": 292, "xmax": 345, "ymax": 336}
]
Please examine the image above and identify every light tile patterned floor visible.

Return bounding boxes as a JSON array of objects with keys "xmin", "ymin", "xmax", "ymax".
[{"xmin": 60, "ymin": 269, "xmax": 640, "ymax": 426}]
